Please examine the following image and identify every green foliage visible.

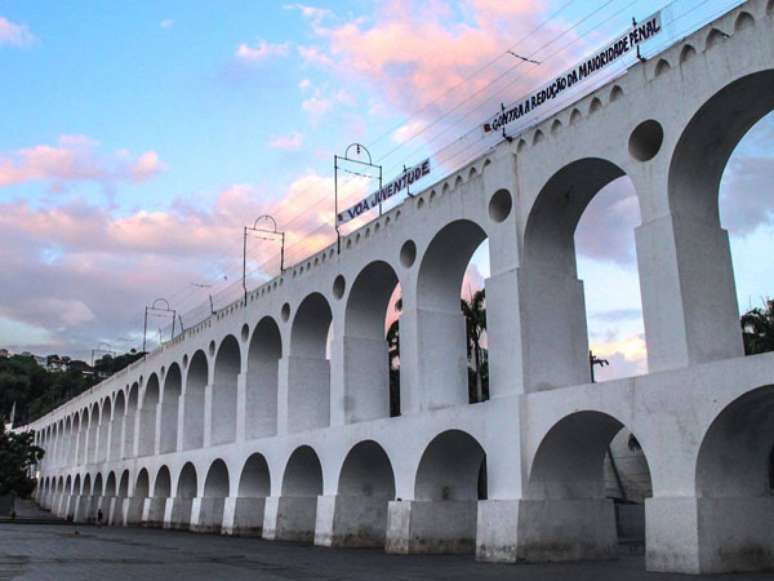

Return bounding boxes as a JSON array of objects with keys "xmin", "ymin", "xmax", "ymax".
[
  {"xmin": 0, "ymin": 423, "xmax": 44, "ymax": 497},
  {"xmin": 0, "ymin": 350, "xmax": 144, "ymax": 425},
  {"xmin": 742, "ymin": 298, "xmax": 774, "ymax": 356}
]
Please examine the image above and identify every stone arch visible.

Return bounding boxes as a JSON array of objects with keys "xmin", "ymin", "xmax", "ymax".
[
  {"xmin": 524, "ymin": 410, "xmax": 652, "ymax": 561},
  {"xmin": 288, "ymin": 293, "xmax": 333, "ymax": 432},
  {"xmin": 83, "ymin": 474, "xmax": 92, "ymax": 496},
  {"xmin": 550, "ymin": 119, "xmax": 562, "ymax": 135},
  {"xmin": 73, "ymin": 474, "xmax": 81, "ymax": 499},
  {"xmin": 344, "ymin": 261, "xmax": 401, "ymax": 422},
  {"xmin": 94, "ymin": 473, "xmax": 104, "ymax": 496},
  {"xmin": 124, "ymin": 383, "xmax": 139, "ymax": 459},
  {"xmin": 118, "ymin": 470, "xmax": 130, "ymax": 497},
  {"xmin": 589, "ymin": 96, "xmax": 602, "ymax": 114},
  {"xmin": 138, "ymin": 374, "xmax": 159, "ymax": 456},
  {"xmin": 532, "ymin": 129, "xmax": 544, "ymax": 144},
  {"xmin": 154, "ymin": 466, "xmax": 171, "ymax": 497},
  {"xmin": 65, "ymin": 474, "xmax": 72, "ymax": 495},
  {"xmin": 705, "ymin": 27, "xmax": 726, "ymax": 50},
  {"xmin": 609, "ymin": 85, "xmax": 624, "ymax": 102},
  {"xmin": 176, "ymin": 463, "xmax": 197, "ymax": 498},
  {"xmin": 197, "ymin": 459, "xmax": 230, "ymax": 534},
  {"xmin": 416, "ymin": 219, "xmax": 489, "ymax": 408},
  {"xmin": 70, "ymin": 413, "xmax": 80, "ymax": 465},
  {"xmin": 212, "ymin": 336, "xmax": 240, "ymax": 445},
  {"xmin": 279, "ymin": 446, "xmax": 323, "ymax": 542},
  {"xmin": 183, "ymin": 350, "xmax": 207, "ymax": 450},
  {"xmin": 105, "ymin": 471, "xmax": 117, "ymax": 497},
  {"xmin": 238, "ymin": 453, "xmax": 271, "ymax": 497},
  {"xmin": 246, "ymin": 317, "xmax": 282, "ymax": 439},
  {"xmin": 160, "ymin": 362, "xmax": 182, "ymax": 453},
  {"xmin": 669, "ymin": 71, "xmax": 774, "ymax": 225},
  {"xmin": 570, "ymin": 108, "xmax": 582, "ymax": 125},
  {"xmin": 668, "ymin": 71, "xmax": 774, "ymax": 358},
  {"xmin": 135, "ymin": 468, "xmax": 150, "ymax": 498},
  {"xmin": 413, "ymin": 430, "xmax": 487, "ymax": 554},
  {"xmin": 696, "ymin": 385, "xmax": 774, "ymax": 498},
  {"xmin": 654, "ymin": 58, "xmax": 671, "ymax": 77},
  {"xmin": 170, "ymin": 462, "xmax": 197, "ymax": 530},
  {"xmin": 522, "ymin": 157, "xmax": 640, "ymax": 390},
  {"xmin": 87, "ymin": 402, "xmax": 100, "ymax": 463},
  {"xmin": 334, "ymin": 440, "xmax": 396, "ymax": 547},
  {"xmin": 97, "ymin": 398, "xmax": 112, "ymax": 463},
  {"xmin": 232, "ymin": 453, "xmax": 271, "ymax": 536},
  {"xmin": 679, "ymin": 44, "xmax": 697, "ymax": 64},
  {"xmin": 109, "ymin": 391, "xmax": 125, "ymax": 461},
  {"xmin": 734, "ymin": 11, "xmax": 755, "ymax": 32}
]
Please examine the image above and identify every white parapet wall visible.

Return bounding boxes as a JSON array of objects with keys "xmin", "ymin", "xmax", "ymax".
[{"xmin": 23, "ymin": 0, "xmax": 774, "ymax": 574}]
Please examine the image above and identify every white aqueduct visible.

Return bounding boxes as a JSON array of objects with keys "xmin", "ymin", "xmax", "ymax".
[{"xmin": 23, "ymin": 0, "xmax": 774, "ymax": 574}]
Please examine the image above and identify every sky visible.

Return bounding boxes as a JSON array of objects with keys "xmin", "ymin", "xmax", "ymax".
[{"xmin": 0, "ymin": 0, "xmax": 771, "ymax": 381}]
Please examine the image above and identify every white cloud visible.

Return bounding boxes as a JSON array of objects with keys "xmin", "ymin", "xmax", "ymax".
[
  {"xmin": 297, "ymin": 44, "xmax": 333, "ymax": 67},
  {"xmin": 0, "ymin": 16, "xmax": 34, "ymax": 47},
  {"xmin": 160, "ymin": 19, "xmax": 175, "ymax": 29},
  {"xmin": 392, "ymin": 120, "xmax": 427, "ymax": 144},
  {"xmin": 235, "ymin": 39, "xmax": 290, "ymax": 62},
  {"xmin": 302, "ymin": 95, "xmax": 332, "ymax": 119},
  {"xmin": 298, "ymin": 78, "xmax": 312, "ymax": 91},
  {"xmin": 268, "ymin": 131, "xmax": 304, "ymax": 151}
]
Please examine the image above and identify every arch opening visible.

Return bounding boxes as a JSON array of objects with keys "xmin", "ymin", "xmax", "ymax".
[
  {"xmin": 345, "ymin": 261, "xmax": 402, "ymax": 422},
  {"xmin": 288, "ymin": 293, "xmax": 332, "ymax": 432},
  {"xmin": 110, "ymin": 392, "xmax": 125, "ymax": 461},
  {"xmin": 124, "ymin": 384, "xmax": 138, "ymax": 459},
  {"xmin": 154, "ymin": 466, "xmax": 171, "ymax": 498},
  {"xmin": 524, "ymin": 158, "xmax": 645, "ymax": 388},
  {"xmin": 333, "ymin": 441, "xmax": 396, "ymax": 546},
  {"xmin": 238, "ymin": 453, "xmax": 271, "ymax": 497},
  {"xmin": 246, "ymin": 317, "xmax": 281, "ymax": 439},
  {"xmin": 417, "ymin": 220, "xmax": 491, "ymax": 409},
  {"xmin": 135, "ymin": 469, "xmax": 150, "ymax": 498},
  {"xmin": 693, "ymin": 385, "xmax": 774, "ymax": 571},
  {"xmin": 669, "ymin": 72, "xmax": 774, "ymax": 359},
  {"xmin": 105, "ymin": 472, "xmax": 117, "ymax": 497},
  {"xmin": 160, "ymin": 363, "xmax": 182, "ymax": 453},
  {"xmin": 169, "ymin": 462, "xmax": 197, "ymax": 529},
  {"xmin": 183, "ymin": 351, "xmax": 208, "ymax": 450},
  {"xmin": 524, "ymin": 411, "xmax": 652, "ymax": 560},
  {"xmin": 233, "ymin": 453, "xmax": 271, "ymax": 536},
  {"xmin": 212, "ymin": 336, "xmax": 240, "ymax": 445},
  {"xmin": 197, "ymin": 459, "xmax": 230, "ymax": 534},
  {"xmin": 138, "ymin": 375, "xmax": 160, "ymax": 457},
  {"xmin": 87, "ymin": 403, "xmax": 99, "ymax": 463},
  {"xmin": 278, "ymin": 446, "xmax": 323, "ymax": 543},
  {"xmin": 97, "ymin": 399, "xmax": 111, "ymax": 464},
  {"xmin": 412, "ymin": 430, "xmax": 487, "ymax": 554}
]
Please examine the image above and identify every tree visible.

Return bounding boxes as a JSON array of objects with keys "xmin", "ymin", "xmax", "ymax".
[
  {"xmin": 461, "ymin": 289, "xmax": 488, "ymax": 403},
  {"xmin": 386, "ymin": 298, "xmax": 402, "ymax": 417},
  {"xmin": 741, "ymin": 298, "xmax": 774, "ymax": 355},
  {"xmin": 0, "ymin": 424, "xmax": 44, "ymax": 498}
]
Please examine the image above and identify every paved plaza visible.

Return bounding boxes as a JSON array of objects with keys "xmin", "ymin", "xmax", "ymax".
[{"xmin": 0, "ymin": 521, "xmax": 772, "ymax": 581}]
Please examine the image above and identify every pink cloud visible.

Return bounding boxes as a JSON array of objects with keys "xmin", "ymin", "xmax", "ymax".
[
  {"xmin": 311, "ymin": 0, "xmax": 567, "ymax": 112},
  {"xmin": 0, "ymin": 16, "xmax": 34, "ymax": 47},
  {"xmin": 0, "ymin": 135, "xmax": 165, "ymax": 189}
]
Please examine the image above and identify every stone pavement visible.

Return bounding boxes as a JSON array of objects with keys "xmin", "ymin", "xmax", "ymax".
[{"xmin": 0, "ymin": 522, "xmax": 773, "ymax": 581}]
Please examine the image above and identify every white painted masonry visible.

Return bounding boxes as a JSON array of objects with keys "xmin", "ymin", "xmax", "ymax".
[{"xmin": 23, "ymin": 1, "xmax": 774, "ymax": 574}]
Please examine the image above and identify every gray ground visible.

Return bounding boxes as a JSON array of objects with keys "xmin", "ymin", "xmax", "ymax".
[{"xmin": 0, "ymin": 504, "xmax": 772, "ymax": 580}]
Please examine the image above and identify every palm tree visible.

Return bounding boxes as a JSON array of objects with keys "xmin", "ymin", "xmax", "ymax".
[
  {"xmin": 461, "ymin": 289, "xmax": 487, "ymax": 403},
  {"xmin": 741, "ymin": 298, "xmax": 774, "ymax": 355}
]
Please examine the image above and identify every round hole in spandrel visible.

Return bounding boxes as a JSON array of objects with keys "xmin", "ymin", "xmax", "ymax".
[
  {"xmin": 400, "ymin": 240, "xmax": 417, "ymax": 268},
  {"xmin": 488, "ymin": 189, "xmax": 513, "ymax": 223},
  {"xmin": 628, "ymin": 119, "xmax": 664, "ymax": 161}
]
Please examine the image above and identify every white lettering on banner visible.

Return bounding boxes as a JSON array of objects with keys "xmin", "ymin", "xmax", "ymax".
[
  {"xmin": 337, "ymin": 159, "xmax": 431, "ymax": 225},
  {"xmin": 483, "ymin": 12, "xmax": 662, "ymax": 134}
]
